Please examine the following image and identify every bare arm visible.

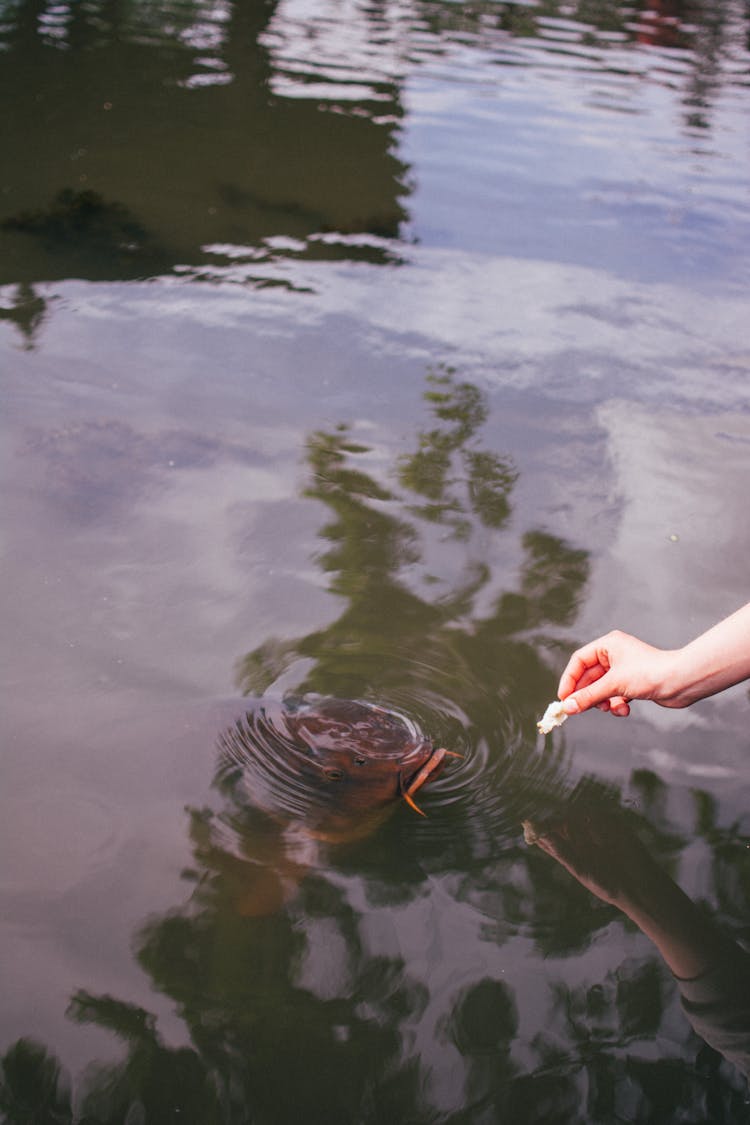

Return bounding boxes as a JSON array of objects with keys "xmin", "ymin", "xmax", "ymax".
[
  {"xmin": 523, "ymin": 810, "xmax": 728, "ymax": 979},
  {"xmin": 558, "ymin": 603, "xmax": 750, "ymax": 717},
  {"xmin": 525, "ymin": 807, "xmax": 750, "ymax": 1075}
]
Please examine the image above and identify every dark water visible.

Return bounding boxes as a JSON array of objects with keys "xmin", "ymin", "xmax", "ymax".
[{"xmin": 2, "ymin": 1, "xmax": 750, "ymax": 1121}]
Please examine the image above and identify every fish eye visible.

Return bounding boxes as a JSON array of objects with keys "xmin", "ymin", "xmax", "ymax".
[
  {"xmin": 325, "ymin": 768, "xmax": 344, "ymax": 781},
  {"xmin": 354, "ymin": 757, "xmax": 366, "ymax": 766}
]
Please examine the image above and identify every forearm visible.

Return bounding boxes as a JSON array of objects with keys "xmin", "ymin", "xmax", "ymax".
[
  {"xmin": 618, "ymin": 869, "xmax": 728, "ymax": 980},
  {"xmin": 663, "ymin": 603, "xmax": 750, "ymax": 707}
]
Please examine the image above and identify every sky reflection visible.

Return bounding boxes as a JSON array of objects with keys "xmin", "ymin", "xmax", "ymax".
[{"xmin": 2, "ymin": 0, "xmax": 750, "ymax": 1119}]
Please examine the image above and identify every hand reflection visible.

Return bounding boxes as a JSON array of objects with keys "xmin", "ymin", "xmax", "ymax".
[
  {"xmin": 524, "ymin": 800, "xmax": 750, "ymax": 1078},
  {"xmin": 523, "ymin": 801, "xmax": 660, "ymax": 913}
]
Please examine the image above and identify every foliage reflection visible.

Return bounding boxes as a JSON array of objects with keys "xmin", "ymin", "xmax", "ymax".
[
  {"xmin": 2, "ymin": 370, "xmax": 748, "ymax": 1122},
  {"xmin": 0, "ymin": 0, "xmax": 746, "ymax": 301}
]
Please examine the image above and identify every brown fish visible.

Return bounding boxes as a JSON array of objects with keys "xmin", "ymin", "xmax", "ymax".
[
  {"xmin": 220, "ymin": 696, "xmax": 459, "ymax": 836},
  {"xmin": 208, "ymin": 697, "xmax": 459, "ymax": 914}
]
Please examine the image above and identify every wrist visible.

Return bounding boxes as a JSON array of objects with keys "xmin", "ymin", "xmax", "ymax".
[
  {"xmin": 663, "ymin": 637, "xmax": 748, "ymax": 707},
  {"xmin": 657, "ymin": 604, "xmax": 750, "ymax": 707},
  {"xmin": 654, "ymin": 646, "xmax": 699, "ymax": 707}
]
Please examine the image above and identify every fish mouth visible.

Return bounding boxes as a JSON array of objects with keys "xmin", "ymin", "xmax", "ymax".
[
  {"xmin": 399, "ymin": 746, "xmax": 439, "ymax": 790},
  {"xmin": 398, "ymin": 748, "xmax": 441, "ymax": 816}
]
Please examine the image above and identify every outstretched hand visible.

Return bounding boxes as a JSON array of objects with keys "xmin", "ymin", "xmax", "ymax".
[
  {"xmin": 556, "ymin": 604, "xmax": 750, "ymax": 719},
  {"xmin": 558, "ymin": 630, "xmax": 678, "ymax": 718}
]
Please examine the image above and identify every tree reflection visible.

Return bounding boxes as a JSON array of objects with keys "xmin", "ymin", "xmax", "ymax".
[
  {"xmin": 238, "ymin": 365, "xmax": 587, "ymax": 727},
  {"xmin": 0, "ymin": 283, "xmax": 47, "ymax": 349},
  {"xmin": 0, "ymin": 0, "xmax": 743, "ymax": 298},
  {"xmin": 67, "ymin": 992, "xmax": 221, "ymax": 1124},
  {"xmin": 0, "ymin": 0, "xmax": 409, "ymax": 289},
  {"xmin": 63, "ymin": 878, "xmax": 427, "ymax": 1124},
  {"xmin": 397, "ymin": 369, "xmax": 517, "ymax": 538},
  {"xmin": 690, "ymin": 787, "xmax": 750, "ymax": 939},
  {"xmin": 0, "ymin": 1039, "xmax": 73, "ymax": 1125},
  {"xmin": 417, "ymin": 0, "xmax": 741, "ymax": 133},
  {"xmin": 1, "ymin": 370, "xmax": 747, "ymax": 1123}
]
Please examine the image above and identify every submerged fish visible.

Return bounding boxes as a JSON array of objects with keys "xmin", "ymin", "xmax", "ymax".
[
  {"xmin": 208, "ymin": 697, "xmax": 460, "ymax": 914},
  {"xmin": 219, "ymin": 696, "xmax": 458, "ymax": 829}
]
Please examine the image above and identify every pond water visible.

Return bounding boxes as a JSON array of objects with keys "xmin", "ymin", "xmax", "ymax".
[{"xmin": 2, "ymin": 0, "xmax": 750, "ymax": 1121}]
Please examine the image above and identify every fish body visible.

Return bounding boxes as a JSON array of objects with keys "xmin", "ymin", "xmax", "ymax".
[
  {"xmin": 218, "ymin": 696, "xmax": 448, "ymax": 841},
  {"xmin": 207, "ymin": 697, "xmax": 451, "ymax": 914}
]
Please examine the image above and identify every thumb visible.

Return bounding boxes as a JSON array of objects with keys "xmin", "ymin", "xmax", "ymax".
[{"xmin": 563, "ymin": 671, "xmax": 622, "ymax": 714}]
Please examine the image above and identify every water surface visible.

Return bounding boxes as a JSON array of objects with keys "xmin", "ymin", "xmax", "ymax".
[{"xmin": 2, "ymin": 1, "xmax": 750, "ymax": 1121}]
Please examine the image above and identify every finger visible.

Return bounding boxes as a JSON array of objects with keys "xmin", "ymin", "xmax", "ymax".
[
  {"xmin": 609, "ymin": 697, "xmax": 630, "ymax": 717},
  {"xmin": 529, "ymin": 830, "xmax": 589, "ymax": 881},
  {"xmin": 558, "ymin": 642, "xmax": 610, "ymax": 698},
  {"xmin": 523, "ymin": 824, "xmax": 566, "ymax": 861},
  {"xmin": 562, "ymin": 669, "xmax": 622, "ymax": 714},
  {"xmin": 575, "ymin": 665, "xmax": 609, "ymax": 692}
]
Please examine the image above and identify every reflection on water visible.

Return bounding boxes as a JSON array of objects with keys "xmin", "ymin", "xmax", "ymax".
[
  {"xmin": 2, "ymin": 373, "xmax": 749, "ymax": 1122},
  {"xmin": 0, "ymin": 282, "xmax": 47, "ymax": 347},
  {"xmin": 0, "ymin": 0, "xmax": 409, "ymax": 289},
  {"xmin": 1, "ymin": 0, "xmax": 749, "ymax": 298},
  {"xmin": 2, "ymin": 0, "xmax": 750, "ymax": 1121},
  {"xmin": 524, "ymin": 788, "xmax": 750, "ymax": 1079},
  {"xmin": 237, "ymin": 367, "xmax": 586, "ymax": 845}
]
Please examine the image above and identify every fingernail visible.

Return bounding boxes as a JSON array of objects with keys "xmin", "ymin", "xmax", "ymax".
[{"xmin": 562, "ymin": 698, "xmax": 580, "ymax": 714}]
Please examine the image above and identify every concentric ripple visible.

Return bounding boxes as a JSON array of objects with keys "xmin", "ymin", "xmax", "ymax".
[
  {"xmin": 216, "ymin": 696, "xmax": 437, "ymax": 838},
  {"xmin": 215, "ymin": 651, "xmax": 573, "ymax": 858},
  {"xmin": 363, "ymin": 663, "xmax": 574, "ymax": 849}
]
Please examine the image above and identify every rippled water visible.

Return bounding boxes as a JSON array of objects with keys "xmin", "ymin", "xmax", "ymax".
[{"xmin": 2, "ymin": 1, "xmax": 750, "ymax": 1122}]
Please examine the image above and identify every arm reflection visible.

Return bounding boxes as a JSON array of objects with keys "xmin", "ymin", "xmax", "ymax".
[{"xmin": 524, "ymin": 798, "xmax": 750, "ymax": 1078}]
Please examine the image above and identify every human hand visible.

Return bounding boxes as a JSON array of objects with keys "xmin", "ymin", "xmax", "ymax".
[{"xmin": 558, "ymin": 630, "xmax": 679, "ymax": 718}]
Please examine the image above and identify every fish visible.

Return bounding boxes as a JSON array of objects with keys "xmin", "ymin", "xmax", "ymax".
[{"xmin": 204, "ymin": 697, "xmax": 460, "ymax": 915}]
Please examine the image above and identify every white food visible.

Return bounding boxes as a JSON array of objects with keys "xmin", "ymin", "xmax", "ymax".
[{"xmin": 536, "ymin": 700, "xmax": 568, "ymax": 734}]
